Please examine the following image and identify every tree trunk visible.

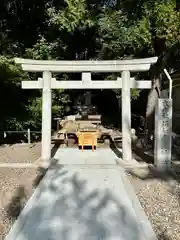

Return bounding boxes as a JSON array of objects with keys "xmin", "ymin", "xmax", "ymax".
[
  {"xmin": 143, "ymin": 36, "xmax": 167, "ymax": 147},
  {"xmin": 144, "ymin": 77, "xmax": 161, "ymax": 147}
]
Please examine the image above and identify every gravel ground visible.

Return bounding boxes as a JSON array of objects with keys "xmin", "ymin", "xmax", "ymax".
[
  {"xmin": 0, "ymin": 143, "xmax": 41, "ymax": 163},
  {"xmin": 0, "ymin": 167, "xmax": 42, "ymax": 239},
  {"xmin": 128, "ymin": 171, "xmax": 180, "ymax": 240}
]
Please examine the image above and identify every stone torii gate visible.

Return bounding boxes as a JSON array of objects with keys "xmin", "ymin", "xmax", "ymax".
[{"xmin": 15, "ymin": 57, "xmax": 157, "ymax": 166}]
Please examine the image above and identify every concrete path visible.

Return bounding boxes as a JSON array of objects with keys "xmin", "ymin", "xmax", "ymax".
[
  {"xmin": 5, "ymin": 148, "xmax": 157, "ymax": 240},
  {"xmin": 53, "ymin": 148, "xmax": 119, "ymax": 165}
]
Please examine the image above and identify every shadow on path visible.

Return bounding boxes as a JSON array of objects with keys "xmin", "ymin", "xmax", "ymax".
[
  {"xmin": 51, "ymin": 140, "xmax": 63, "ymax": 158},
  {"xmin": 6, "ymin": 186, "xmax": 27, "ymax": 221},
  {"xmin": 6, "ymin": 165, "xmax": 145, "ymax": 240},
  {"xmin": 33, "ymin": 167, "xmax": 48, "ymax": 188},
  {"xmin": 132, "ymin": 146, "xmax": 154, "ymax": 164},
  {"xmin": 109, "ymin": 137, "xmax": 122, "ymax": 159}
]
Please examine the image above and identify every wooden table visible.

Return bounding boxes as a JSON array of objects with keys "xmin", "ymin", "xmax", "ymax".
[{"xmin": 77, "ymin": 130, "xmax": 98, "ymax": 151}]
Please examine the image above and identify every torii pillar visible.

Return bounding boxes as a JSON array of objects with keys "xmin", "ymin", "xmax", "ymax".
[
  {"xmin": 41, "ymin": 71, "xmax": 52, "ymax": 163},
  {"xmin": 121, "ymin": 70, "xmax": 131, "ymax": 163}
]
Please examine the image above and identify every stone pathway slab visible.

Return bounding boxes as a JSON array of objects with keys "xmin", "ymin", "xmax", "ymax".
[{"xmin": 53, "ymin": 148, "xmax": 118, "ymax": 165}]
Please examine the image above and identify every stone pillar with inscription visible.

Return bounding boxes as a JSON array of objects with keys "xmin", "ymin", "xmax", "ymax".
[{"xmin": 154, "ymin": 99, "xmax": 172, "ymax": 171}]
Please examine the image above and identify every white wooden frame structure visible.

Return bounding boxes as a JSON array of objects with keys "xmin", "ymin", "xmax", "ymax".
[{"xmin": 15, "ymin": 57, "xmax": 158, "ymax": 165}]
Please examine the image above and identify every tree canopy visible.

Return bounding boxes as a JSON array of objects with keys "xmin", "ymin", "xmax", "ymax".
[{"xmin": 0, "ymin": 0, "xmax": 180, "ymax": 133}]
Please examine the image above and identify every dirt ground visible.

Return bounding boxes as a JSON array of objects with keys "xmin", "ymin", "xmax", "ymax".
[
  {"xmin": 1, "ymin": 138, "xmax": 180, "ymax": 240},
  {"xmin": 0, "ymin": 167, "xmax": 45, "ymax": 239},
  {"xmin": 0, "ymin": 143, "xmax": 41, "ymax": 164},
  {"xmin": 128, "ymin": 168, "xmax": 180, "ymax": 240},
  {"xmin": 0, "ymin": 142, "xmax": 45, "ymax": 239}
]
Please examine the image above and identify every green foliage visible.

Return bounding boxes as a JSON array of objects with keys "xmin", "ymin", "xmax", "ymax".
[
  {"xmin": 0, "ymin": 56, "xmax": 30, "ymax": 130},
  {"xmin": 47, "ymin": 0, "xmax": 94, "ymax": 32},
  {"xmin": 25, "ymin": 97, "xmax": 42, "ymax": 129},
  {"xmin": 98, "ymin": 9, "xmax": 151, "ymax": 58},
  {"xmin": 52, "ymin": 90, "xmax": 71, "ymax": 119},
  {"xmin": 99, "ymin": 0, "xmax": 180, "ymax": 58},
  {"xmin": 1, "ymin": 0, "xmax": 180, "ymax": 136},
  {"xmin": 0, "ymin": 56, "xmax": 28, "ymax": 85},
  {"xmin": 25, "ymin": 37, "xmax": 54, "ymax": 60},
  {"xmin": 131, "ymin": 89, "xmax": 141, "ymax": 100},
  {"xmin": 24, "ymin": 39, "xmax": 72, "ymax": 130},
  {"xmin": 142, "ymin": 0, "xmax": 180, "ymax": 49}
]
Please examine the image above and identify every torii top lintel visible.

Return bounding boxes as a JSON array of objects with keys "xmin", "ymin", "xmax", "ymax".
[{"xmin": 15, "ymin": 57, "xmax": 158, "ymax": 73}]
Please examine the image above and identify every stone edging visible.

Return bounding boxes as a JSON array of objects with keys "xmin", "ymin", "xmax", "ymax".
[{"xmin": 120, "ymin": 169, "xmax": 157, "ymax": 240}]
